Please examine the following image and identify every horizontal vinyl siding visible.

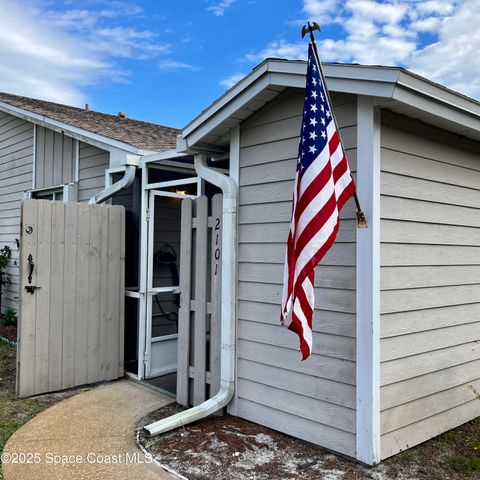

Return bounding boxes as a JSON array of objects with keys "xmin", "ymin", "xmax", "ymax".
[
  {"xmin": 35, "ymin": 126, "xmax": 76, "ymax": 189},
  {"xmin": 78, "ymin": 142, "xmax": 109, "ymax": 202},
  {"xmin": 379, "ymin": 114, "xmax": 480, "ymax": 459},
  {"xmin": 0, "ymin": 112, "xmax": 34, "ymax": 312},
  {"xmin": 236, "ymin": 90, "xmax": 357, "ymax": 457}
]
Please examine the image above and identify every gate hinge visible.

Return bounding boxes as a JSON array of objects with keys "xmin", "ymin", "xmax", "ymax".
[
  {"xmin": 143, "ymin": 351, "xmax": 149, "ymax": 365},
  {"xmin": 146, "ymin": 208, "xmax": 150, "ymax": 222}
]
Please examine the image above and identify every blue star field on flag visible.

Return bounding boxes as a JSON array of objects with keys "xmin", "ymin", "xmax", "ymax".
[{"xmin": 298, "ymin": 43, "xmax": 332, "ymax": 175}]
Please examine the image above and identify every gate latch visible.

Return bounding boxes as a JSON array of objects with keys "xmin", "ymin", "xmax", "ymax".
[{"xmin": 25, "ymin": 285, "xmax": 41, "ymax": 294}]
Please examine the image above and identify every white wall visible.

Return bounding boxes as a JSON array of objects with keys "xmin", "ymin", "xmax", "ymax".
[
  {"xmin": 0, "ymin": 112, "xmax": 34, "ymax": 312},
  {"xmin": 236, "ymin": 89, "xmax": 359, "ymax": 457},
  {"xmin": 379, "ymin": 111, "xmax": 480, "ymax": 459}
]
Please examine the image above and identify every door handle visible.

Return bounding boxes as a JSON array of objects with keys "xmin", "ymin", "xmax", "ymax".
[
  {"xmin": 25, "ymin": 254, "xmax": 39, "ymax": 293},
  {"xmin": 27, "ymin": 254, "xmax": 34, "ymax": 284}
]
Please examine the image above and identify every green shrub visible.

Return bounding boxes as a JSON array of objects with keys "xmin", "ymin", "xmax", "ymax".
[
  {"xmin": 2, "ymin": 309, "xmax": 17, "ymax": 326},
  {"xmin": 0, "ymin": 246, "xmax": 12, "ymax": 290}
]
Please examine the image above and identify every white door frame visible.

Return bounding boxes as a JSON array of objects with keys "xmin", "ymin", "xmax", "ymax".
[{"xmin": 138, "ymin": 169, "xmax": 198, "ymax": 380}]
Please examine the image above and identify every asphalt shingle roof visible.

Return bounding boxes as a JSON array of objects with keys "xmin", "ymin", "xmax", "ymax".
[{"xmin": 0, "ymin": 92, "xmax": 179, "ymax": 152}]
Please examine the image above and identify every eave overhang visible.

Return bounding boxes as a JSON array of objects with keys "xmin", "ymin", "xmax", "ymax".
[{"xmin": 178, "ymin": 60, "xmax": 480, "ymax": 151}]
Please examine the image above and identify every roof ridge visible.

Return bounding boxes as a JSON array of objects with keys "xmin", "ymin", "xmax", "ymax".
[{"xmin": 0, "ymin": 91, "xmax": 180, "ymax": 131}]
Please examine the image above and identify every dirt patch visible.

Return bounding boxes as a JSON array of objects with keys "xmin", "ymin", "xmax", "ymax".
[{"xmin": 138, "ymin": 403, "xmax": 480, "ymax": 480}]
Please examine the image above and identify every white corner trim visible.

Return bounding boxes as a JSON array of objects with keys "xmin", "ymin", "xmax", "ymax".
[
  {"xmin": 74, "ymin": 139, "xmax": 80, "ymax": 182},
  {"xmin": 63, "ymin": 182, "xmax": 78, "ymax": 202},
  {"xmin": 32, "ymin": 124, "xmax": 36, "ymax": 189},
  {"xmin": 229, "ymin": 125, "xmax": 240, "ymax": 186},
  {"xmin": 355, "ymin": 96, "xmax": 381, "ymax": 465},
  {"xmin": 137, "ymin": 164, "xmax": 149, "ymax": 381}
]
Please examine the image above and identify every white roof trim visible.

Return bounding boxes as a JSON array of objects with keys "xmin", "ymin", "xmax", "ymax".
[
  {"xmin": 180, "ymin": 59, "xmax": 480, "ymax": 148},
  {"xmin": 0, "ymin": 101, "xmax": 157, "ymax": 156},
  {"xmin": 141, "ymin": 149, "xmax": 189, "ymax": 164}
]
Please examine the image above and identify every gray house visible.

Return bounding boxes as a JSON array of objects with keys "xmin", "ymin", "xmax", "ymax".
[{"xmin": 1, "ymin": 59, "xmax": 480, "ymax": 466}]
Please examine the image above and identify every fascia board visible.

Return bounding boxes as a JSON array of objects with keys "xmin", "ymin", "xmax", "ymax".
[
  {"xmin": 397, "ymin": 71, "xmax": 480, "ymax": 118},
  {"xmin": 393, "ymin": 82, "xmax": 480, "ymax": 134},
  {"xmin": 267, "ymin": 71, "xmax": 396, "ymax": 97},
  {"xmin": 0, "ymin": 101, "xmax": 156, "ymax": 156},
  {"xmin": 141, "ymin": 149, "xmax": 188, "ymax": 164},
  {"xmin": 324, "ymin": 64, "xmax": 401, "ymax": 84},
  {"xmin": 323, "ymin": 77, "xmax": 395, "ymax": 98}
]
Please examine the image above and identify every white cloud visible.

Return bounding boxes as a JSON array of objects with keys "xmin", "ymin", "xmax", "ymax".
[
  {"xmin": 409, "ymin": 16, "xmax": 441, "ymax": 32},
  {"xmin": 245, "ymin": 40, "xmax": 307, "ymax": 63},
  {"xmin": 159, "ymin": 60, "xmax": 200, "ymax": 71},
  {"xmin": 415, "ymin": 1, "xmax": 455, "ymax": 15},
  {"xmin": 219, "ymin": 73, "xmax": 246, "ymax": 89},
  {"xmin": 0, "ymin": 0, "xmax": 169, "ymax": 106},
  {"xmin": 207, "ymin": 0, "xmax": 236, "ymax": 16},
  {"xmin": 302, "ymin": 0, "xmax": 340, "ymax": 23},
  {"xmin": 234, "ymin": 0, "xmax": 480, "ymax": 98},
  {"xmin": 409, "ymin": 0, "xmax": 480, "ymax": 97}
]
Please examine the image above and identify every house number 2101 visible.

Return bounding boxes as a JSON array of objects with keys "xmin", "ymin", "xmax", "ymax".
[{"xmin": 214, "ymin": 217, "xmax": 221, "ymax": 276}]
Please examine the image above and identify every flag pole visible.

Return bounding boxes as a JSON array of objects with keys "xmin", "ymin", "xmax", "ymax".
[{"xmin": 302, "ymin": 22, "xmax": 368, "ymax": 228}]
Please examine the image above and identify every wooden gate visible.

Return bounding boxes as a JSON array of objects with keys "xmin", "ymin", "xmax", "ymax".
[
  {"xmin": 176, "ymin": 194, "xmax": 222, "ymax": 406},
  {"xmin": 17, "ymin": 200, "xmax": 125, "ymax": 397}
]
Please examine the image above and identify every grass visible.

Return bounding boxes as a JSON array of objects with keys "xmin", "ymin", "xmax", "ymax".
[
  {"xmin": 447, "ymin": 456, "xmax": 480, "ymax": 474},
  {"xmin": 426, "ymin": 413, "xmax": 480, "ymax": 479},
  {"xmin": 395, "ymin": 449, "xmax": 418, "ymax": 462}
]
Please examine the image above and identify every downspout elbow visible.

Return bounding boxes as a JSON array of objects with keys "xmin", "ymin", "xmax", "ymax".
[
  {"xmin": 88, "ymin": 164, "xmax": 137, "ymax": 204},
  {"xmin": 194, "ymin": 154, "xmax": 237, "ymax": 202}
]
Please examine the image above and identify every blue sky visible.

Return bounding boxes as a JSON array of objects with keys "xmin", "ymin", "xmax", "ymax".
[{"xmin": 0, "ymin": 0, "xmax": 478, "ymax": 128}]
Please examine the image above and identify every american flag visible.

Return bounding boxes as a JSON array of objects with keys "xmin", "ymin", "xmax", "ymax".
[{"xmin": 280, "ymin": 43, "xmax": 356, "ymax": 360}]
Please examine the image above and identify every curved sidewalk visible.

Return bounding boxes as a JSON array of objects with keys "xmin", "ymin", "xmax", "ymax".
[{"xmin": 3, "ymin": 380, "xmax": 178, "ymax": 480}]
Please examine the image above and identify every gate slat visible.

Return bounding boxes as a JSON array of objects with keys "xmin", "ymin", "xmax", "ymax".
[
  {"xmin": 193, "ymin": 196, "xmax": 208, "ymax": 405},
  {"xmin": 106, "ymin": 206, "xmax": 122, "ymax": 380},
  {"xmin": 87, "ymin": 205, "xmax": 102, "ymax": 383},
  {"xmin": 49, "ymin": 201, "xmax": 65, "ymax": 391},
  {"xmin": 17, "ymin": 200, "xmax": 39, "ymax": 397},
  {"xmin": 210, "ymin": 194, "xmax": 223, "ymax": 397},
  {"xmin": 62, "ymin": 202, "xmax": 78, "ymax": 389},
  {"xmin": 177, "ymin": 198, "xmax": 193, "ymax": 406},
  {"xmin": 118, "ymin": 208, "xmax": 125, "ymax": 376},
  {"xmin": 98, "ymin": 206, "xmax": 110, "ymax": 379},
  {"xmin": 74, "ymin": 204, "xmax": 90, "ymax": 386},
  {"xmin": 35, "ymin": 200, "xmax": 52, "ymax": 394}
]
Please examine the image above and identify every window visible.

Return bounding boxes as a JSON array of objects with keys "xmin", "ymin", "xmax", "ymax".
[
  {"xmin": 33, "ymin": 188, "xmax": 63, "ymax": 201},
  {"xmin": 28, "ymin": 183, "xmax": 78, "ymax": 202}
]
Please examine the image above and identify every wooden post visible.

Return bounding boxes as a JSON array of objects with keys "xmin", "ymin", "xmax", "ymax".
[
  {"xmin": 193, "ymin": 196, "xmax": 208, "ymax": 405},
  {"xmin": 176, "ymin": 198, "xmax": 193, "ymax": 406}
]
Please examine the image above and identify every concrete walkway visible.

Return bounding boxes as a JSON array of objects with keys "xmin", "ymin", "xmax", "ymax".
[{"xmin": 3, "ymin": 380, "xmax": 179, "ymax": 480}]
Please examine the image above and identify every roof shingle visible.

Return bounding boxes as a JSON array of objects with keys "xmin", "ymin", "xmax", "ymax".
[{"xmin": 0, "ymin": 92, "xmax": 179, "ymax": 152}]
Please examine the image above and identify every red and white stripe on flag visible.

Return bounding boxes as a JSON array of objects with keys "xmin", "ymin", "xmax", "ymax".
[{"xmin": 280, "ymin": 43, "xmax": 356, "ymax": 360}]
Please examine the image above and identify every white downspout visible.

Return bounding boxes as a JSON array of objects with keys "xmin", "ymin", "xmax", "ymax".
[
  {"xmin": 88, "ymin": 165, "xmax": 137, "ymax": 204},
  {"xmin": 144, "ymin": 152, "xmax": 237, "ymax": 436}
]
